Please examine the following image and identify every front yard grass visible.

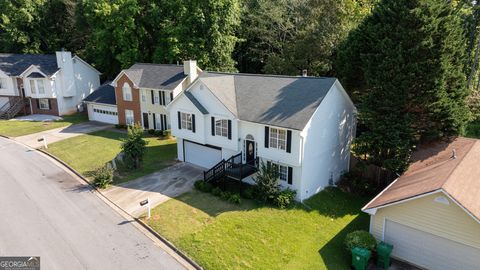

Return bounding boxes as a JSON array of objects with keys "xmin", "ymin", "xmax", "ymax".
[
  {"xmin": 45, "ymin": 130, "xmax": 177, "ymax": 183},
  {"xmin": 143, "ymin": 187, "xmax": 369, "ymax": 270},
  {"xmin": 0, "ymin": 113, "xmax": 88, "ymax": 137}
]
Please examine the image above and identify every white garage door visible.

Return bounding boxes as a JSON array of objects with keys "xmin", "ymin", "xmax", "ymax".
[
  {"xmin": 184, "ymin": 141, "xmax": 222, "ymax": 169},
  {"xmin": 90, "ymin": 104, "xmax": 118, "ymax": 124},
  {"xmin": 385, "ymin": 220, "xmax": 480, "ymax": 270}
]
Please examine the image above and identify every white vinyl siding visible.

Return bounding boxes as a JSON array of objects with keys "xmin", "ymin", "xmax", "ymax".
[
  {"xmin": 269, "ymin": 127, "xmax": 286, "ymax": 150},
  {"xmin": 0, "ymin": 78, "xmax": 7, "ymax": 89}
]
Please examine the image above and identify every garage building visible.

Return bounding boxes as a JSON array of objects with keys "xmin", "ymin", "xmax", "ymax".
[
  {"xmin": 84, "ymin": 83, "xmax": 118, "ymax": 124},
  {"xmin": 363, "ymin": 137, "xmax": 480, "ymax": 270}
]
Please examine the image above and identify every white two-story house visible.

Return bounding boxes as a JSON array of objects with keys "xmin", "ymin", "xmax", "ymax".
[
  {"xmin": 0, "ymin": 51, "xmax": 100, "ymax": 118},
  {"xmin": 167, "ymin": 72, "xmax": 356, "ymax": 200}
]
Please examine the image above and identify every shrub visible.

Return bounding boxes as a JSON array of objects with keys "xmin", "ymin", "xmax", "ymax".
[
  {"xmin": 194, "ymin": 180, "xmax": 213, "ymax": 193},
  {"xmin": 274, "ymin": 188, "xmax": 296, "ymax": 209},
  {"xmin": 228, "ymin": 193, "xmax": 241, "ymax": 204},
  {"xmin": 93, "ymin": 166, "xmax": 114, "ymax": 188},
  {"xmin": 345, "ymin": 230, "xmax": 377, "ymax": 252},
  {"xmin": 154, "ymin": 130, "xmax": 163, "ymax": 137},
  {"xmin": 163, "ymin": 130, "xmax": 172, "ymax": 138},
  {"xmin": 241, "ymin": 185, "xmax": 256, "ymax": 199},
  {"xmin": 148, "ymin": 129, "xmax": 156, "ymax": 135},
  {"xmin": 115, "ymin": 124, "xmax": 127, "ymax": 129},
  {"xmin": 121, "ymin": 124, "xmax": 148, "ymax": 169},
  {"xmin": 211, "ymin": 187, "xmax": 222, "ymax": 196},
  {"xmin": 253, "ymin": 161, "xmax": 281, "ymax": 203},
  {"xmin": 220, "ymin": 191, "xmax": 231, "ymax": 200}
]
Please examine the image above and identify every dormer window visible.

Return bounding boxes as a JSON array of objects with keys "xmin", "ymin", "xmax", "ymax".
[
  {"xmin": 29, "ymin": 79, "xmax": 45, "ymax": 94},
  {"xmin": 122, "ymin": 83, "xmax": 132, "ymax": 101}
]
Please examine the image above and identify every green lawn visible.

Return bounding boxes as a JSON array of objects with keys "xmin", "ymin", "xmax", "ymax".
[
  {"xmin": 0, "ymin": 114, "xmax": 88, "ymax": 137},
  {"xmin": 46, "ymin": 130, "xmax": 177, "ymax": 183},
  {"xmin": 144, "ymin": 188, "xmax": 369, "ymax": 270}
]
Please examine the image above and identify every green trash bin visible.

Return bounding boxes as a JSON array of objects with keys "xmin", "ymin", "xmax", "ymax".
[
  {"xmin": 376, "ymin": 242, "xmax": 393, "ymax": 269},
  {"xmin": 351, "ymin": 247, "xmax": 371, "ymax": 270}
]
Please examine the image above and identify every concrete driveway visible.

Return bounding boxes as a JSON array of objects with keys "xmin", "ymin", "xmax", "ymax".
[
  {"xmin": 14, "ymin": 121, "xmax": 112, "ymax": 148},
  {"xmin": 103, "ymin": 163, "xmax": 203, "ymax": 217}
]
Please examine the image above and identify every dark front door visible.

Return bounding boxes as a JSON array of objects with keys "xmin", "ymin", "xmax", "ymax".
[
  {"xmin": 143, "ymin": 113, "xmax": 149, "ymax": 129},
  {"xmin": 245, "ymin": 140, "xmax": 255, "ymax": 165}
]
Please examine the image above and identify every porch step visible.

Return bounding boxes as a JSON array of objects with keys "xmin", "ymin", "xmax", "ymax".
[{"xmin": 0, "ymin": 97, "xmax": 27, "ymax": 120}]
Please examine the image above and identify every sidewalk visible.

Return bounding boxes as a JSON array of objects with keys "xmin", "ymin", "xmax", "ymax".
[{"xmin": 14, "ymin": 121, "xmax": 112, "ymax": 148}]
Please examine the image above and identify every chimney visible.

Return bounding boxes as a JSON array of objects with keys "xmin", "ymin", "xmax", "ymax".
[
  {"xmin": 452, "ymin": 149, "xmax": 457, "ymax": 159},
  {"xmin": 55, "ymin": 50, "xmax": 76, "ymax": 97},
  {"xmin": 302, "ymin": 69, "xmax": 308, "ymax": 77},
  {"xmin": 184, "ymin": 60, "xmax": 198, "ymax": 82}
]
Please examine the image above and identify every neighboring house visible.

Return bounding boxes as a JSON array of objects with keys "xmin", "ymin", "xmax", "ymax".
[
  {"xmin": 363, "ymin": 137, "xmax": 480, "ymax": 270},
  {"xmin": 84, "ymin": 83, "xmax": 118, "ymax": 124},
  {"xmin": 111, "ymin": 61, "xmax": 199, "ymax": 130},
  {"xmin": 0, "ymin": 51, "xmax": 100, "ymax": 118},
  {"xmin": 167, "ymin": 72, "xmax": 356, "ymax": 200}
]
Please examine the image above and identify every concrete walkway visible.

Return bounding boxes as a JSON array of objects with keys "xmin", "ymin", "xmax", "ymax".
[
  {"xmin": 103, "ymin": 163, "xmax": 203, "ymax": 217},
  {"xmin": 14, "ymin": 121, "xmax": 112, "ymax": 148}
]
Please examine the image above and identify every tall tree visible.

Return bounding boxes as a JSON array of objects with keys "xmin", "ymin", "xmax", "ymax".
[{"xmin": 337, "ymin": 0, "xmax": 469, "ymax": 172}]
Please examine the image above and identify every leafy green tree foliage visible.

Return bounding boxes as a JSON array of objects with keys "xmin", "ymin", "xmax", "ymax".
[
  {"xmin": 235, "ymin": 0, "xmax": 374, "ymax": 75},
  {"xmin": 121, "ymin": 124, "xmax": 148, "ymax": 169},
  {"xmin": 337, "ymin": 0, "xmax": 469, "ymax": 172},
  {"xmin": 253, "ymin": 161, "xmax": 280, "ymax": 203}
]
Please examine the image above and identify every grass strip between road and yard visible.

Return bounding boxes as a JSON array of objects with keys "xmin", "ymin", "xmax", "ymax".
[
  {"xmin": 45, "ymin": 130, "xmax": 177, "ymax": 184},
  {"xmin": 142, "ymin": 188, "xmax": 369, "ymax": 270},
  {"xmin": 0, "ymin": 114, "xmax": 88, "ymax": 137}
]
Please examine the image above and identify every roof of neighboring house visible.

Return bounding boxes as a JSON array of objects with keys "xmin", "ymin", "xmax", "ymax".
[
  {"xmin": 363, "ymin": 137, "xmax": 480, "ymax": 221},
  {"xmin": 196, "ymin": 72, "xmax": 338, "ymax": 130},
  {"xmin": 27, "ymin": 72, "xmax": 46, "ymax": 78},
  {"xmin": 121, "ymin": 63, "xmax": 187, "ymax": 90},
  {"xmin": 83, "ymin": 83, "xmax": 116, "ymax": 105},
  {"xmin": 0, "ymin": 54, "xmax": 59, "ymax": 76}
]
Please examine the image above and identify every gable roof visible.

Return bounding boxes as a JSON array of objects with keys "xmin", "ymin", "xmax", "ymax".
[
  {"xmin": 196, "ymin": 72, "xmax": 337, "ymax": 130},
  {"xmin": 0, "ymin": 54, "xmax": 59, "ymax": 76},
  {"xmin": 83, "ymin": 83, "xmax": 116, "ymax": 105},
  {"xmin": 185, "ymin": 91, "xmax": 208, "ymax": 114},
  {"xmin": 363, "ymin": 137, "xmax": 480, "ymax": 221},
  {"xmin": 118, "ymin": 63, "xmax": 187, "ymax": 90}
]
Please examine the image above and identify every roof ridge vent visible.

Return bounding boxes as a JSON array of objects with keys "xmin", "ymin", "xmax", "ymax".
[{"xmin": 451, "ymin": 149, "xmax": 457, "ymax": 159}]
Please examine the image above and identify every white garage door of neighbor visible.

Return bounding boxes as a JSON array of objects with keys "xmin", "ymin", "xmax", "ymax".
[
  {"xmin": 91, "ymin": 105, "xmax": 118, "ymax": 124},
  {"xmin": 184, "ymin": 141, "xmax": 222, "ymax": 169},
  {"xmin": 385, "ymin": 220, "xmax": 480, "ymax": 270}
]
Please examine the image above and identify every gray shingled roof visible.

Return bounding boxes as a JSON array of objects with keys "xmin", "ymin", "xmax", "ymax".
[
  {"xmin": 185, "ymin": 91, "xmax": 209, "ymax": 114},
  {"xmin": 0, "ymin": 54, "xmax": 59, "ymax": 76},
  {"xmin": 84, "ymin": 83, "xmax": 116, "ymax": 105},
  {"xmin": 27, "ymin": 72, "xmax": 46, "ymax": 78},
  {"xmin": 123, "ymin": 63, "xmax": 187, "ymax": 90},
  {"xmin": 197, "ymin": 72, "xmax": 337, "ymax": 130}
]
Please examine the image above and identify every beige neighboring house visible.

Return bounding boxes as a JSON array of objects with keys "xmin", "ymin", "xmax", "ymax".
[{"xmin": 363, "ymin": 137, "xmax": 480, "ymax": 270}]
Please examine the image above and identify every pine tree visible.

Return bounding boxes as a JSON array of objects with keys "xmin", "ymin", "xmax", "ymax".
[{"xmin": 337, "ymin": 0, "xmax": 469, "ymax": 172}]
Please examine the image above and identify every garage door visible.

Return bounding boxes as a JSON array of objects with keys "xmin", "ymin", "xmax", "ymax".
[
  {"xmin": 184, "ymin": 141, "xmax": 222, "ymax": 169},
  {"xmin": 90, "ymin": 104, "xmax": 118, "ymax": 124},
  {"xmin": 385, "ymin": 220, "xmax": 480, "ymax": 270}
]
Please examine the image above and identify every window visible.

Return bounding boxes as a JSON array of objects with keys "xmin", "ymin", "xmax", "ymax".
[
  {"xmin": 125, "ymin": 110, "xmax": 134, "ymax": 125},
  {"xmin": 155, "ymin": 113, "xmax": 161, "ymax": 130},
  {"xmin": 154, "ymin": 91, "xmax": 159, "ymax": 104},
  {"xmin": 0, "ymin": 78, "xmax": 6, "ymax": 89},
  {"xmin": 180, "ymin": 112, "xmax": 193, "ymax": 130},
  {"xmin": 269, "ymin": 127, "xmax": 286, "ymax": 150},
  {"xmin": 215, "ymin": 119, "xmax": 228, "ymax": 137},
  {"xmin": 269, "ymin": 162, "xmax": 290, "ymax": 184},
  {"xmin": 39, "ymin": 99, "xmax": 49, "ymax": 110},
  {"xmin": 37, "ymin": 80, "xmax": 45, "ymax": 94},
  {"xmin": 122, "ymin": 83, "xmax": 132, "ymax": 101},
  {"xmin": 30, "ymin": 79, "xmax": 36, "ymax": 94},
  {"xmin": 141, "ymin": 90, "xmax": 146, "ymax": 102}
]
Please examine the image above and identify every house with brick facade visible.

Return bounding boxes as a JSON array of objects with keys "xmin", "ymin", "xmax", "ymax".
[
  {"xmin": 0, "ymin": 51, "xmax": 100, "ymax": 119},
  {"xmin": 108, "ymin": 61, "xmax": 199, "ymax": 129}
]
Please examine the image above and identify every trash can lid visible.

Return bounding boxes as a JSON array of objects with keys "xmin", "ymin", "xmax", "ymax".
[
  {"xmin": 378, "ymin": 242, "xmax": 393, "ymax": 251},
  {"xmin": 352, "ymin": 247, "xmax": 372, "ymax": 257}
]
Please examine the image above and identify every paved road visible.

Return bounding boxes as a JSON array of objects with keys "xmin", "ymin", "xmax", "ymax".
[
  {"xmin": 14, "ymin": 121, "xmax": 112, "ymax": 148},
  {"xmin": 103, "ymin": 163, "xmax": 203, "ymax": 217},
  {"xmin": 0, "ymin": 137, "xmax": 187, "ymax": 270}
]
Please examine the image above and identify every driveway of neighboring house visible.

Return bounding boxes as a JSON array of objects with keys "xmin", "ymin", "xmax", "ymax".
[
  {"xmin": 13, "ymin": 121, "xmax": 112, "ymax": 148},
  {"xmin": 102, "ymin": 163, "xmax": 204, "ymax": 217}
]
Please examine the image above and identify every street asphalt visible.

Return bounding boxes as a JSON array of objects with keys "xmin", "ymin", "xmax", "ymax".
[{"xmin": 0, "ymin": 137, "xmax": 187, "ymax": 270}]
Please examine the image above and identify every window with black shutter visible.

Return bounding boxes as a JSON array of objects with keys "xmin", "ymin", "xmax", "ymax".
[
  {"xmin": 192, "ymin": 114, "xmax": 196, "ymax": 133},
  {"xmin": 286, "ymin": 130, "xmax": 292, "ymax": 153},
  {"xmin": 151, "ymin": 90, "xmax": 155, "ymax": 104},
  {"xmin": 264, "ymin": 126, "xmax": 269, "ymax": 148},
  {"xmin": 228, "ymin": 120, "xmax": 232, "ymax": 140},
  {"xmin": 211, "ymin": 117, "xmax": 215, "ymax": 136},
  {"xmin": 288, "ymin": 167, "xmax": 293, "ymax": 184},
  {"xmin": 177, "ymin": 111, "xmax": 181, "ymax": 129}
]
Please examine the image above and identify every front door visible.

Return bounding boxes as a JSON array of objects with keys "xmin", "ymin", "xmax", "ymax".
[
  {"xmin": 245, "ymin": 140, "xmax": 255, "ymax": 165},
  {"xmin": 143, "ymin": 113, "xmax": 149, "ymax": 129}
]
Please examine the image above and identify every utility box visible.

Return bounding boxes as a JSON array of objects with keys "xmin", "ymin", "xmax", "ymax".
[
  {"xmin": 351, "ymin": 247, "xmax": 371, "ymax": 270},
  {"xmin": 377, "ymin": 242, "xmax": 394, "ymax": 269}
]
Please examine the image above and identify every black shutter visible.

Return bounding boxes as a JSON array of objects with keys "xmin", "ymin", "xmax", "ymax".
[
  {"xmin": 211, "ymin": 117, "xmax": 215, "ymax": 136},
  {"xmin": 163, "ymin": 114, "xmax": 167, "ymax": 130},
  {"xmin": 228, "ymin": 120, "xmax": 232, "ymax": 140},
  {"xmin": 151, "ymin": 90, "xmax": 155, "ymax": 104},
  {"xmin": 288, "ymin": 167, "xmax": 293, "ymax": 184},
  {"xmin": 170, "ymin": 92, "xmax": 174, "ymax": 103},
  {"xmin": 192, "ymin": 114, "xmax": 196, "ymax": 133},
  {"xmin": 153, "ymin": 114, "xmax": 157, "ymax": 130},
  {"xmin": 264, "ymin": 126, "xmax": 269, "ymax": 148},
  {"xmin": 47, "ymin": 99, "xmax": 51, "ymax": 110},
  {"xmin": 286, "ymin": 130, "xmax": 292, "ymax": 153},
  {"xmin": 161, "ymin": 91, "xmax": 166, "ymax": 105},
  {"xmin": 177, "ymin": 111, "xmax": 181, "ymax": 129}
]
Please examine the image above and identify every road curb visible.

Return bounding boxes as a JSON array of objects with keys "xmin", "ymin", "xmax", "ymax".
[{"xmin": 36, "ymin": 148, "xmax": 203, "ymax": 270}]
